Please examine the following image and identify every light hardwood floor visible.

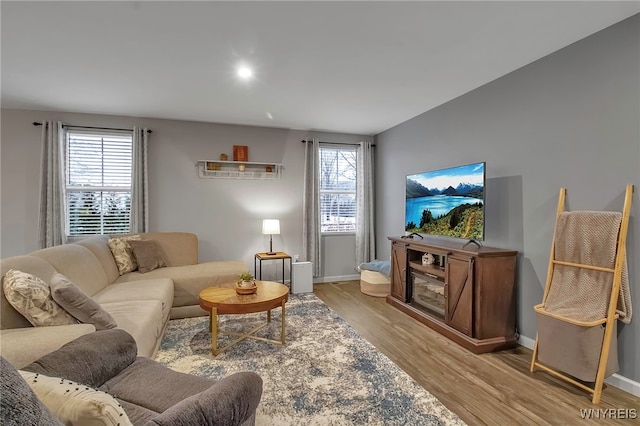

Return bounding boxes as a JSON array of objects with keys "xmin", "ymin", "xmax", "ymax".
[{"xmin": 314, "ymin": 280, "xmax": 640, "ymax": 425}]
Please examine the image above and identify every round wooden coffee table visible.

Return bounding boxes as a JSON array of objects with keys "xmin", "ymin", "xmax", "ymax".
[{"xmin": 198, "ymin": 281, "xmax": 289, "ymax": 356}]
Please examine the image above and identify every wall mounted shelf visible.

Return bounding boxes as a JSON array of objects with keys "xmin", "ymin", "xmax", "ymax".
[{"xmin": 197, "ymin": 160, "xmax": 282, "ymax": 180}]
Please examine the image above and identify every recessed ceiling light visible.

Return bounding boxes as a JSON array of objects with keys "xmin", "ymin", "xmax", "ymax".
[{"xmin": 237, "ymin": 66, "xmax": 253, "ymax": 79}]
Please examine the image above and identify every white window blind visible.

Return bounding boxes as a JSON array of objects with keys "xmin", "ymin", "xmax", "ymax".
[
  {"xmin": 319, "ymin": 145, "xmax": 357, "ymax": 233},
  {"xmin": 65, "ymin": 130, "xmax": 133, "ymax": 236}
]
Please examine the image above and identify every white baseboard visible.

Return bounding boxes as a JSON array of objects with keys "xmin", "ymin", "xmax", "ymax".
[
  {"xmin": 314, "ymin": 274, "xmax": 360, "ymax": 284},
  {"xmin": 606, "ymin": 373, "xmax": 640, "ymax": 397},
  {"xmin": 519, "ymin": 334, "xmax": 640, "ymax": 397},
  {"xmin": 518, "ymin": 334, "xmax": 536, "ymax": 350}
]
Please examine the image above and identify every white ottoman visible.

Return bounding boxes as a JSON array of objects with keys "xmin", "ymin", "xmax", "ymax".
[{"xmin": 360, "ymin": 270, "xmax": 391, "ymax": 297}]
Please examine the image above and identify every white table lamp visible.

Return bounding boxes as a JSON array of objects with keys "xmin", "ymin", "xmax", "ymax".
[{"xmin": 262, "ymin": 219, "xmax": 280, "ymax": 255}]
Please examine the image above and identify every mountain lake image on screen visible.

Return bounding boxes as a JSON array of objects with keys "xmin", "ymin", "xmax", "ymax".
[{"xmin": 405, "ymin": 162, "xmax": 485, "ymax": 240}]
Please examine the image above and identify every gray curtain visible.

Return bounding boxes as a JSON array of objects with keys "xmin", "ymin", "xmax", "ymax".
[
  {"xmin": 130, "ymin": 127, "xmax": 149, "ymax": 233},
  {"xmin": 302, "ymin": 138, "xmax": 321, "ymax": 277},
  {"xmin": 355, "ymin": 141, "xmax": 376, "ymax": 265},
  {"xmin": 38, "ymin": 121, "xmax": 66, "ymax": 248}
]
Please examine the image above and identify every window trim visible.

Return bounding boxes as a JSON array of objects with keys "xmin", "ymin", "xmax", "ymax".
[
  {"xmin": 318, "ymin": 144, "xmax": 357, "ymax": 234},
  {"xmin": 64, "ymin": 129, "xmax": 134, "ymax": 237}
]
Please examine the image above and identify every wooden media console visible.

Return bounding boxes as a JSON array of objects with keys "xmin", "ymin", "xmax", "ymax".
[{"xmin": 387, "ymin": 236, "xmax": 518, "ymax": 354}]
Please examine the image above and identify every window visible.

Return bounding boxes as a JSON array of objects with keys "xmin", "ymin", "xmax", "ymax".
[
  {"xmin": 65, "ymin": 130, "xmax": 133, "ymax": 236},
  {"xmin": 319, "ymin": 145, "xmax": 357, "ymax": 233}
]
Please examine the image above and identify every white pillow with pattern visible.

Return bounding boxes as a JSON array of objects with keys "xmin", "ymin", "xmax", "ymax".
[
  {"xmin": 2, "ymin": 269, "xmax": 78, "ymax": 327},
  {"xmin": 20, "ymin": 370, "xmax": 132, "ymax": 426},
  {"xmin": 107, "ymin": 235, "xmax": 141, "ymax": 275}
]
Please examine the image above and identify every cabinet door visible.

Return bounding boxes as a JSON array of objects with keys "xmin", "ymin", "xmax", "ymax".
[
  {"xmin": 390, "ymin": 242, "xmax": 407, "ymax": 301},
  {"xmin": 445, "ymin": 256, "xmax": 473, "ymax": 336}
]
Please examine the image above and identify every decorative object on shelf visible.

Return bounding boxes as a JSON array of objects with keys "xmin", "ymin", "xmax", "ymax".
[
  {"xmin": 427, "ymin": 253, "xmax": 435, "ymax": 265},
  {"xmin": 219, "ymin": 153, "xmax": 228, "ymax": 161},
  {"xmin": 206, "ymin": 162, "xmax": 221, "ymax": 171},
  {"xmin": 265, "ymin": 165, "xmax": 273, "ymax": 173},
  {"xmin": 236, "ymin": 272, "xmax": 257, "ymax": 294},
  {"xmin": 262, "ymin": 219, "xmax": 280, "ymax": 255},
  {"xmin": 233, "ymin": 145, "xmax": 248, "ymax": 162},
  {"xmin": 238, "ymin": 164, "xmax": 246, "ymax": 171},
  {"xmin": 422, "ymin": 253, "xmax": 435, "ymax": 266}
]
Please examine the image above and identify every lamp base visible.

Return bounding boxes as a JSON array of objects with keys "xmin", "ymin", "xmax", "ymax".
[{"xmin": 266, "ymin": 235, "xmax": 276, "ymax": 256}]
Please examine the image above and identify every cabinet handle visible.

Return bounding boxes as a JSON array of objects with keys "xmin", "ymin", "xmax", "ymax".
[
  {"xmin": 401, "ymin": 268, "xmax": 406, "ymax": 283},
  {"xmin": 444, "ymin": 283, "xmax": 448, "ymax": 299}
]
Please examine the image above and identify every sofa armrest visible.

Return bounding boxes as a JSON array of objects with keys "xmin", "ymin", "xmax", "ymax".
[
  {"xmin": 144, "ymin": 371, "xmax": 263, "ymax": 426},
  {"xmin": 23, "ymin": 329, "xmax": 138, "ymax": 388},
  {"xmin": 0, "ymin": 324, "xmax": 96, "ymax": 369}
]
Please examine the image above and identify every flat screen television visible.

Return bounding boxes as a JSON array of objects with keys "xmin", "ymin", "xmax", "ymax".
[{"xmin": 405, "ymin": 161, "xmax": 485, "ymax": 241}]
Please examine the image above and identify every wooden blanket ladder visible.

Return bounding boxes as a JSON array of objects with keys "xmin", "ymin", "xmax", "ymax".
[{"xmin": 530, "ymin": 184, "xmax": 633, "ymax": 403}]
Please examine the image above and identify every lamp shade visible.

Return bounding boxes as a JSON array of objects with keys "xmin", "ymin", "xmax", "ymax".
[{"xmin": 262, "ymin": 219, "xmax": 280, "ymax": 235}]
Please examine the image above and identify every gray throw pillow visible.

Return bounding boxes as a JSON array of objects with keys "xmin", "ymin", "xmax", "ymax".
[
  {"xmin": 127, "ymin": 240, "xmax": 167, "ymax": 273},
  {"xmin": 0, "ymin": 356, "xmax": 64, "ymax": 426},
  {"xmin": 50, "ymin": 273, "xmax": 117, "ymax": 330}
]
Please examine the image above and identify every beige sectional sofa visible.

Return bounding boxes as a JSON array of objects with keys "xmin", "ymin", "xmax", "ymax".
[{"xmin": 0, "ymin": 232, "xmax": 248, "ymax": 368}]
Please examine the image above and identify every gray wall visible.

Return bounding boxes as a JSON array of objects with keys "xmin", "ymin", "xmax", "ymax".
[
  {"xmin": 375, "ymin": 15, "xmax": 639, "ymax": 381},
  {"xmin": 0, "ymin": 109, "xmax": 370, "ymax": 281}
]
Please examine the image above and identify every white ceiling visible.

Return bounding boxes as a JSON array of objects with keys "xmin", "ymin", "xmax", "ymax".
[{"xmin": 2, "ymin": 1, "xmax": 638, "ymax": 136}]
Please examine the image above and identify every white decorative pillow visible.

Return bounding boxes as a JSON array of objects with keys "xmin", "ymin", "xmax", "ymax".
[
  {"xmin": 107, "ymin": 235, "xmax": 141, "ymax": 275},
  {"xmin": 2, "ymin": 269, "xmax": 78, "ymax": 327},
  {"xmin": 19, "ymin": 370, "xmax": 132, "ymax": 426}
]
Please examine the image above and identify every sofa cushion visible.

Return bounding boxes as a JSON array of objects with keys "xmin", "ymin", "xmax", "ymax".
[
  {"xmin": 142, "ymin": 372, "xmax": 263, "ymax": 426},
  {"xmin": 127, "ymin": 240, "xmax": 167, "ymax": 273},
  {"xmin": 23, "ymin": 329, "xmax": 137, "ymax": 388},
  {"xmin": 50, "ymin": 273, "xmax": 117, "ymax": 330},
  {"xmin": 2, "ymin": 269, "xmax": 78, "ymax": 327},
  {"xmin": 117, "ymin": 399, "xmax": 159, "ymax": 425},
  {"xmin": 92, "ymin": 279, "xmax": 173, "ymax": 324},
  {"xmin": 140, "ymin": 232, "xmax": 198, "ymax": 267},
  {"xmin": 1, "ymin": 356, "xmax": 64, "ymax": 426},
  {"xmin": 31, "ymin": 244, "xmax": 110, "ymax": 297},
  {"xmin": 114, "ymin": 261, "xmax": 248, "ymax": 308},
  {"xmin": 108, "ymin": 235, "xmax": 142, "ymax": 275},
  {"xmin": 0, "ymin": 324, "xmax": 96, "ymax": 369},
  {"xmin": 101, "ymin": 357, "xmax": 215, "ymax": 413},
  {"xmin": 76, "ymin": 236, "xmax": 121, "ymax": 285},
  {"xmin": 19, "ymin": 370, "xmax": 133, "ymax": 426},
  {"xmin": 100, "ymin": 300, "xmax": 164, "ymax": 358}
]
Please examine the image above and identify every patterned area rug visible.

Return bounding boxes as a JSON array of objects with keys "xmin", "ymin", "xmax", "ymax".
[{"xmin": 155, "ymin": 293, "xmax": 465, "ymax": 425}]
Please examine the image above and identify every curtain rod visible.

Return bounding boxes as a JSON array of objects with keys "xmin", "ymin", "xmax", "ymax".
[
  {"xmin": 300, "ymin": 139, "xmax": 374, "ymax": 146},
  {"xmin": 32, "ymin": 122, "xmax": 152, "ymax": 134}
]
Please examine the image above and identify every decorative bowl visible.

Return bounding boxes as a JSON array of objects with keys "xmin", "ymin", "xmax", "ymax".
[{"xmin": 236, "ymin": 282, "xmax": 257, "ymax": 295}]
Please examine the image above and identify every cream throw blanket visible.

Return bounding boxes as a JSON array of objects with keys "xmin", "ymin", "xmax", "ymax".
[{"xmin": 544, "ymin": 211, "xmax": 632, "ymax": 324}]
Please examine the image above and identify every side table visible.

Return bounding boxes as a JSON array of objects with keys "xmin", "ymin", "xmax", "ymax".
[{"xmin": 254, "ymin": 252, "xmax": 292, "ymax": 287}]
